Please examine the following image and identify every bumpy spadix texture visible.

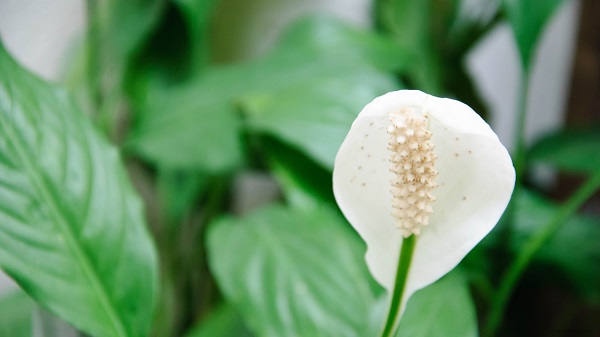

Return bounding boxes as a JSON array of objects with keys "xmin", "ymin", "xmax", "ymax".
[
  {"xmin": 388, "ymin": 109, "xmax": 438, "ymax": 237},
  {"xmin": 333, "ymin": 90, "xmax": 515, "ymax": 315}
]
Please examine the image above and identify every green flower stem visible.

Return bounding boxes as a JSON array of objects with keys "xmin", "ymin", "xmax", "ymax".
[
  {"xmin": 484, "ymin": 170, "xmax": 600, "ymax": 337},
  {"xmin": 379, "ymin": 234, "xmax": 417, "ymax": 337}
]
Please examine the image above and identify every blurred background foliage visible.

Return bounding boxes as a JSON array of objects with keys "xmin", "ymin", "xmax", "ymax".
[{"xmin": 0, "ymin": 0, "xmax": 599, "ymax": 336}]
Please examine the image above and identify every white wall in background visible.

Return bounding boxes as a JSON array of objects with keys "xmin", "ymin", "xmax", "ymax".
[{"xmin": 0, "ymin": 0, "xmax": 86, "ymax": 81}]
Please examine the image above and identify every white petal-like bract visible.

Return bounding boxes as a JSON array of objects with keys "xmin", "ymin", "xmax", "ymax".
[{"xmin": 333, "ymin": 90, "xmax": 515, "ymax": 311}]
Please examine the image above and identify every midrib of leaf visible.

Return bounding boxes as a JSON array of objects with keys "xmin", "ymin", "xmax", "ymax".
[{"xmin": 0, "ymin": 106, "xmax": 128, "ymax": 337}]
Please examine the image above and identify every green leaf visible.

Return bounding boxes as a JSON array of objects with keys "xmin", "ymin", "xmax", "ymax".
[
  {"xmin": 375, "ymin": 0, "xmax": 443, "ymax": 93},
  {"xmin": 243, "ymin": 66, "xmax": 396, "ymax": 170},
  {"xmin": 126, "ymin": 87, "xmax": 245, "ymax": 172},
  {"xmin": 185, "ymin": 303, "xmax": 254, "ymax": 337},
  {"xmin": 529, "ymin": 126, "xmax": 600, "ymax": 173},
  {"xmin": 513, "ymin": 189, "xmax": 600, "ymax": 302},
  {"xmin": 125, "ymin": 16, "xmax": 400, "ymax": 171},
  {"xmin": 502, "ymin": 0, "xmax": 564, "ymax": 69},
  {"xmin": 157, "ymin": 168, "xmax": 207, "ymax": 223},
  {"xmin": 395, "ymin": 271, "xmax": 478, "ymax": 337},
  {"xmin": 92, "ymin": 0, "xmax": 164, "ymax": 79},
  {"xmin": 0, "ymin": 290, "xmax": 35, "ymax": 337},
  {"xmin": 447, "ymin": 0, "xmax": 500, "ymax": 49},
  {"xmin": 207, "ymin": 204, "xmax": 380, "ymax": 337},
  {"xmin": 0, "ymin": 43, "xmax": 158, "ymax": 337},
  {"xmin": 170, "ymin": 0, "xmax": 218, "ymax": 70}
]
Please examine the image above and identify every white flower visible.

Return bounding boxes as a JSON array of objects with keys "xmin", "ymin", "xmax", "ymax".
[{"xmin": 333, "ymin": 90, "xmax": 515, "ymax": 319}]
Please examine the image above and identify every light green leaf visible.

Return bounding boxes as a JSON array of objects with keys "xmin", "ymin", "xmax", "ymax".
[
  {"xmin": 185, "ymin": 303, "xmax": 254, "ymax": 337},
  {"xmin": 502, "ymin": 0, "xmax": 564, "ymax": 69},
  {"xmin": 363, "ymin": 271, "xmax": 478, "ymax": 337},
  {"xmin": 207, "ymin": 204, "xmax": 380, "ymax": 337},
  {"xmin": 126, "ymin": 87, "xmax": 245, "ymax": 172},
  {"xmin": 0, "ymin": 290, "xmax": 34, "ymax": 337},
  {"xmin": 529, "ymin": 127, "xmax": 600, "ymax": 173},
  {"xmin": 243, "ymin": 67, "xmax": 396, "ymax": 170},
  {"xmin": 125, "ymin": 16, "xmax": 400, "ymax": 171},
  {"xmin": 395, "ymin": 271, "xmax": 478, "ymax": 337},
  {"xmin": 513, "ymin": 189, "xmax": 600, "ymax": 302},
  {"xmin": 0, "ymin": 43, "xmax": 158, "ymax": 337}
]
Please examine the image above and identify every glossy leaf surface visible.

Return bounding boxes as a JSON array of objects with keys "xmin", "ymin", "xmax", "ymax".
[
  {"xmin": 0, "ymin": 44, "xmax": 158, "ymax": 337},
  {"xmin": 207, "ymin": 205, "xmax": 380, "ymax": 337}
]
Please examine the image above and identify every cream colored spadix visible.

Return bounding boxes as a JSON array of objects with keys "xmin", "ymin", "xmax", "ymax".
[{"xmin": 333, "ymin": 90, "xmax": 515, "ymax": 316}]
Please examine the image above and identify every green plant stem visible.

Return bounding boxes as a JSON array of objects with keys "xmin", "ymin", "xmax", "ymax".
[
  {"xmin": 379, "ymin": 234, "xmax": 417, "ymax": 337},
  {"xmin": 484, "ymin": 170, "xmax": 600, "ymax": 337}
]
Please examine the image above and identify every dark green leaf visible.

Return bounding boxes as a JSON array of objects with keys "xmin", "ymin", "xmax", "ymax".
[
  {"xmin": 0, "ymin": 43, "xmax": 158, "ymax": 337},
  {"xmin": 445, "ymin": 0, "xmax": 500, "ymax": 51},
  {"xmin": 375, "ymin": 0, "xmax": 443, "ymax": 93},
  {"xmin": 502, "ymin": 0, "xmax": 564, "ymax": 68},
  {"xmin": 170, "ymin": 0, "xmax": 218, "ymax": 70},
  {"xmin": 0, "ymin": 290, "xmax": 34, "ymax": 337},
  {"xmin": 125, "ymin": 16, "xmax": 400, "ymax": 171},
  {"xmin": 185, "ymin": 303, "xmax": 254, "ymax": 337},
  {"xmin": 263, "ymin": 139, "xmax": 335, "ymax": 210},
  {"xmin": 513, "ymin": 189, "xmax": 600, "ymax": 302},
  {"xmin": 157, "ymin": 168, "xmax": 207, "ymax": 223},
  {"xmin": 529, "ymin": 127, "xmax": 600, "ymax": 173},
  {"xmin": 92, "ymin": 0, "xmax": 164, "ymax": 80},
  {"xmin": 207, "ymin": 204, "xmax": 380, "ymax": 337}
]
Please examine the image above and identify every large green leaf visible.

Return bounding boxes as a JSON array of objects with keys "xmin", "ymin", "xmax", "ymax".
[
  {"xmin": 0, "ymin": 290, "xmax": 35, "ymax": 337},
  {"xmin": 502, "ymin": 0, "xmax": 564, "ymax": 69},
  {"xmin": 513, "ymin": 189, "xmax": 600, "ymax": 302},
  {"xmin": 125, "ymin": 16, "xmax": 401, "ymax": 171},
  {"xmin": 207, "ymin": 204, "xmax": 380, "ymax": 337},
  {"xmin": 529, "ymin": 127, "xmax": 600, "ymax": 173},
  {"xmin": 185, "ymin": 303, "xmax": 254, "ymax": 337},
  {"xmin": 0, "ymin": 43, "xmax": 158, "ymax": 337}
]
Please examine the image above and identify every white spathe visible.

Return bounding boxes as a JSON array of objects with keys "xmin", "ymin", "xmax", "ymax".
[{"xmin": 333, "ymin": 90, "xmax": 515, "ymax": 308}]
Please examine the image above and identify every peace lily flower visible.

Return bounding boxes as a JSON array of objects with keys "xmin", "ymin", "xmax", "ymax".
[{"xmin": 333, "ymin": 90, "xmax": 515, "ymax": 335}]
